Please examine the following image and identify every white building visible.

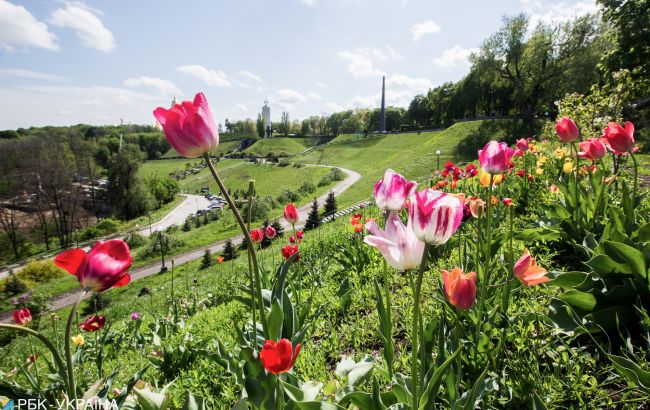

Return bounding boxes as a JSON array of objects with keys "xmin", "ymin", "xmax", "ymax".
[{"xmin": 262, "ymin": 100, "xmax": 271, "ymax": 138}]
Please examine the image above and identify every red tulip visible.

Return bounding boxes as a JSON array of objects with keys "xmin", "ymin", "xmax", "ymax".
[
  {"xmin": 555, "ymin": 117, "xmax": 580, "ymax": 143},
  {"xmin": 265, "ymin": 226, "xmax": 277, "ymax": 239},
  {"xmin": 289, "ymin": 236, "xmax": 296, "ymax": 244},
  {"xmin": 296, "ymin": 231, "xmax": 304, "ymax": 241},
  {"xmin": 442, "ymin": 268, "xmax": 477, "ymax": 310},
  {"xmin": 54, "ymin": 239, "xmax": 132, "ymax": 293},
  {"xmin": 79, "ymin": 315, "xmax": 106, "ymax": 332},
  {"xmin": 13, "ymin": 307, "xmax": 32, "ymax": 326},
  {"xmin": 153, "ymin": 92, "xmax": 219, "ymax": 158},
  {"xmin": 259, "ymin": 338, "xmax": 301, "ymax": 375},
  {"xmin": 478, "ymin": 141, "xmax": 515, "ymax": 175},
  {"xmin": 374, "ymin": 168, "xmax": 417, "ymax": 211},
  {"xmin": 603, "ymin": 121, "xmax": 635, "ymax": 154},
  {"xmin": 281, "ymin": 244, "xmax": 300, "ymax": 260},
  {"xmin": 353, "ymin": 223, "xmax": 363, "ymax": 233},
  {"xmin": 503, "ymin": 198, "xmax": 513, "ymax": 207},
  {"xmin": 579, "ymin": 138, "xmax": 607, "ymax": 160},
  {"xmin": 251, "ymin": 228, "xmax": 264, "ymax": 244},
  {"xmin": 514, "ymin": 250, "xmax": 549, "ymax": 286},
  {"xmin": 283, "ymin": 203, "xmax": 300, "ymax": 225}
]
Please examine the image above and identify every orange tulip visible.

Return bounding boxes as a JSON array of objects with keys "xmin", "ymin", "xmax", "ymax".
[
  {"xmin": 217, "ymin": 256, "xmax": 225, "ymax": 263},
  {"xmin": 513, "ymin": 250, "xmax": 549, "ymax": 286},
  {"xmin": 442, "ymin": 268, "xmax": 477, "ymax": 310},
  {"xmin": 353, "ymin": 223, "xmax": 363, "ymax": 233},
  {"xmin": 467, "ymin": 196, "xmax": 485, "ymax": 218},
  {"xmin": 479, "ymin": 171, "xmax": 503, "ymax": 187}
]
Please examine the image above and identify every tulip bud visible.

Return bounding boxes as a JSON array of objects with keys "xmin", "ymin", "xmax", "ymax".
[
  {"xmin": 603, "ymin": 121, "xmax": 635, "ymax": 154},
  {"xmin": 478, "ymin": 141, "xmax": 515, "ymax": 175},
  {"xmin": 283, "ymin": 203, "xmax": 299, "ymax": 225},
  {"xmin": 442, "ymin": 268, "xmax": 477, "ymax": 310},
  {"xmin": 260, "ymin": 339, "xmax": 301, "ymax": 374},
  {"xmin": 555, "ymin": 117, "xmax": 580, "ymax": 143}
]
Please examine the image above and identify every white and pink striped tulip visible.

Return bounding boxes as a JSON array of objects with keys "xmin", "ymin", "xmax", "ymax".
[
  {"xmin": 374, "ymin": 168, "xmax": 417, "ymax": 211},
  {"xmin": 364, "ymin": 212, "xmax": 424, "ymax": 271},
  {"xmin": 409, "ymin": 189, "xmax": 463, "ymax": 245}
]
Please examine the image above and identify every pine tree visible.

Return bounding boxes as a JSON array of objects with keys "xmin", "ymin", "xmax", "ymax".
[
  {"xmin": 222, "ymin": 238, "xmax": 239, "ymax": 261},
  {"xmin": 200, "ymin": 248, "xmax": 213, "ymax": 269},
  {"xmin": 323, "ymin": 191, "xmax": 337, "ymax": 217},
  {"xmin": 182, "ymin": 218, "xmax": 191, "ymax": 232},
  {"xmin": 304, "ymin": 199, "xmax": 321, "ymax": 231}
]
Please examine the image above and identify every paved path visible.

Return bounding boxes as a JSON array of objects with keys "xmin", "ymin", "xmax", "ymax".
[
  {"xmin": 0, "ymin": 195, "xmax": 212, "ymax": 281},
  {"xmin": 0, "ymin": 165, "xmax": 361, "ymax": 322}
]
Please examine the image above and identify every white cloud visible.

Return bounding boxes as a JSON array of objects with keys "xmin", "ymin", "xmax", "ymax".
[
  {"xmin": 177, "ymin": 65, "xmax": 232, "ymax": 87},
  {"xmin": 338, "ymin": 49, "xmax": 385, "ymax": 78},
  {"xmin": 386, "ymin": 74, "xmax": 432, "ymax": 91},
  {"xmin": 307, "ymin": 92, "xmax": 322, "ymax": 100},
  {"xmin": 324, "ymin": 101, "xmax": 344, "ymax": 112},
  {"xmin": 316, "ymin": 82, "xmax": 328, "ymax": 89},
  {"xmin": 386, "ymin": 46, "xmax": 405, "ymax": 61},
  {"xmin": 269, "ymin": 88, "xmax": 308, "ymax": 111},
  {"xmin": 0, "ymin": 68, "xmax": 65, "ymax": 81},
  {"xmin": 300, "ymin": 0, "xmax": 318, "ymax": 5},
  {"xmin": 240, "ymin": 70, "xmax": 262, "ymax": 83},
  {"xmin": 410, "ymin": 20, "xmax": 441, "ymax": 41},
  {"xmin": 0, "ymin": 84, "xmax": 165, "ymax": 128},
  {"xmin": 49, "ymin": 3, "xmax": 115, "ymax": 52},
  {"xmin": 520, "ymin": 0, "xmax": 598, "ymax": 27},
  {"xmin": 0, "ymin": 0, "xmax": 58, "ymax": 51},
  {"xmin": 124, "ymin": 76, "xmax": 180, "ymax": 96},
  {"xmin": 433, "ymin": 45, "xmax": 478, "ymax": 69}
]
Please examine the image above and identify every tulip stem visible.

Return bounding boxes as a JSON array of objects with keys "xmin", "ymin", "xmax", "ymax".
[
  {"xmin": 382, "ymin": 259, "xmax": 394, "ymax": 379},
  {"xmin": 630, "ymin": 152, "xmax": 638, "ymax": 205},
  {"xmin": 28, "ymin": 335, "xmax": 40, "ymax": 388},
  {"xmin": 64, "ymin": 291, "xmax": 85, "ymax": 402},
  {"xmin": 246, "ymin": 185, "xmax": 257, "ymax": 342},
  {"xmin": 410, "ymin": 244, "xmax": 431, "ymax": 410},
  {"xmin": 0, "ymin": 324, "xmax": 69, "ymax": 393},
  {"xmin": 475, "ymin": 174, "xmax": 493, "ymax": 342},
  {"xmin": 203, "ymin": 153, "xmax": 269, "ymax": 339}
]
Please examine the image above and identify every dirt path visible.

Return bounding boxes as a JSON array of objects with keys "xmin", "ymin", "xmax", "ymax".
[{"xmin": 0, "ymin": 165, "xmax": 361, "ymax": 322}]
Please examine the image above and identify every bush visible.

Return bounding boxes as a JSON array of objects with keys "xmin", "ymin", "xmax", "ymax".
[
  {"xmin": 81, "ymin": 292, "xmax": 112, "ymax": 316},
  {"xmin": 78, "ymin": 218, "xmax": 121, "ymax": 241},
  {"xmin": 201, "ymin": 249, "xmax": 213, "ymax": 269},
  {"xmin": 293, "ymin": 162, "xmax": 305, "ymax": 168},
  {"xmin": 17, "ymin": 260, "xmax": 66, "ymax": 285},
  {"xmin": 124, "ymin": 232, "xmax": 146, "ymax": 249},
  {"xmin": 298, "ymin": 181, "xmax": 316, "ymax": 196},
  {"xmin": 241, "ymin": 197, "xmax": 271, "ymax": 222},
  {"xmin": 222, "ymin": 238, "xmax": 238, "ymax": 261},
  {"xmin": 277, "ymin": 189, "xmax": 300, "ymax": 204},
  {"xmin": 182, "ymin": 218, "xmax": 192, "ymax": 232},
  {"xmin": 278, "ymin": 158, "xmax": 291, "ymax": 167},
  {"xmin": 2, "ymin": 272, "xmax": 27, "ymax": 297}
]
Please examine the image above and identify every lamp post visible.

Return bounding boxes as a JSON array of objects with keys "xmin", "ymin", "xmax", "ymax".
[{"xmin": 436, "ymin": 149, "xmax": 441, "ymax": 171}]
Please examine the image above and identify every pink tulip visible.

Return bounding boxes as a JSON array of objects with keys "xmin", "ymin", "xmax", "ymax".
[
  {"xmin": 478, "ymin": 141, "xmax": 515, "ymax": 175},
  {"xmin": 579, "ymin": 138, "xmax": 607, "ymax": 161},
  {"xmin": 555, "ymin": 117, "xmax": 580, "ymax": 143},
  {"xmin": 603, "ymin": 121, "xmax": 635, "ymax": 154},
  {"xmin": 251, "ymin": 228, "xmax": 264, "ymax": 244},
  {"xmin": 516, "ymin": 138, "xmax": 529, "ymax": 152},
  {"xmin": 13, "ymin": 307, "xmax": 32, "ymax": 326},
  {"xmin": 153, "ymin": 92, "xmax": 219, "ymax": 158},
  {"xmin": 374, "ymin": 168, "xmax": 417, "ymax": 211},
  {"xmin": 409, "ymin": 189, "xmax": 463, "ymax": 245},
  {"xmin": 364, "ymin": 212, "xmax": 424, "ymax": 271},
  {"xmin": 54, "ymin": 240, "xmax": 132, "ymax": 293},
  {"xmin": 513, "ymin": 250, "xmax": 549, "ymax": 286},
  {"xmin": 265, "ymin": 225, "xmax": 277, "ymax": 239},
  {"xmin": 283, "ymin": 203, "xmax": 299, "ymax": 225}
]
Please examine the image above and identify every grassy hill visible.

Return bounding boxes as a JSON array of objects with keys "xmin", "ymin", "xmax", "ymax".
[{"xmin": 244, "ymin": 137, "xmax": 311, "ymax": 156}]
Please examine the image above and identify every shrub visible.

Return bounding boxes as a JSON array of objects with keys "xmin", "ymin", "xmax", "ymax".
[
  {"xmin": 278, "ymin": 158, "xmax": 291, "ymax": 167},
  {"xmin": 222, "ymin": 238, "xmax": 238, "ymax": 261},
  {"xmin": 298, "ymin": 181, "xmax": 316, "ymax": 196},
  {"xmin": 2, "ymin": 272, "xmax": 27, "ymax": 297},
  {"xmin": 81, "ymin": 292, "xmax": 112, "ymax": 316},
  {"xmin": 277, "ymin": 189, "xmax": 300, "ymax": 204},
  {"xmin": 18, "ymin": 260, "xmax": 66, "ymax": 285},
  {"xmin": 201, "ymin": 249, "xmax": 213, "ymax": 269},
  {"xmin": 124, "ymin": 232, "xmax": 146, "ymax": 249},
  {"xmin": 293, "ymin": 162, "xmax": 305, "ymax": 168},
  {"xmin": 182, "ymin": 218, "xmax": 192, "ymax": 232}
]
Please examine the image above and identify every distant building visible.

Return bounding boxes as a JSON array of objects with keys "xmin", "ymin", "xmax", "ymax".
[{"xmin": 262, "ymin": 100, "xmax": 272, "ymax": 138}]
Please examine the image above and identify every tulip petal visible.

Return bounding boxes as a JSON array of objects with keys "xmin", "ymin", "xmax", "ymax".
[
  {"xmin": 54, "ymin": 248, "xmax": 86, "ymax": 276},
  {"xmin": 112, "ymin": 273, "xmax": 131, "ymax": 288}
]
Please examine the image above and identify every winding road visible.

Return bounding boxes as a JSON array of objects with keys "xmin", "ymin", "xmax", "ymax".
[{"xmin": 0, "ymin": 165, "xmax": 361, "ymax": 322}]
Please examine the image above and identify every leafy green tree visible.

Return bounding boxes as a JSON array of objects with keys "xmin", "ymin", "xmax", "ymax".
[
  {"xmin": 280, "ymin": 111, "xmax": 291, "ymax": 136},
  {"xmin": 107, "ymin": 144, "xmax": 151, "ymax": 219},
  {"xmin": 256, "ymin": 113, "xmax": 265, "ymax": 139}
]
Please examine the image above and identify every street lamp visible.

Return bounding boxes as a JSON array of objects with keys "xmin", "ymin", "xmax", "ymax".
[{"xmin": 436, "ymin": 149, "xmax": 441, "ymax": 171}]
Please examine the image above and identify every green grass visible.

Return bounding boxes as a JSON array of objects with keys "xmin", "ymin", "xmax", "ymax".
[
  {"xmin": 244, "ymin": 137, "xmax": 310, "ymax": 156},
  {"xmin": 298, "ymin": 121, "xmax": 492, "ymax": 205}
]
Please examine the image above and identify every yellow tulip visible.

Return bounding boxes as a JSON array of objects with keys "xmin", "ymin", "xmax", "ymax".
[
  {"xmin": 71, "ymin": 334, "xmax": 85, "ymax": 346},
  {"xmin": 563, "ymin": 161, "xmax": 573, "ymax": 174},
  {"xmin": 536, "ymin": 168, "xmax": 544, "ymax": 175},
  {"xmin": 479, "ymin": 171, "xmax": 504, "ymax": 187}
]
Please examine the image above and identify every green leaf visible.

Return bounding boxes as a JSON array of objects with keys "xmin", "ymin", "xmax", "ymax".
[
  {"xmin": 181, "ymin": 393, "xmax": 206, "ymax": 410},
  {"xmin": 460, "ymin": 366, "xmax": 489, "ymax": 410},
  {"xmin": 418, "ymin": 345, "xmax": 463, "ymax": 410},
  {"xmin": 558, "ymin": 290, "xmax": 597, "ymax": 312},
  {"xmin": 548, "ymin": 271, "xmax": 588, "ymax": 288},
  {"xmin": 281, "ymin": 380, "xmax": 345, "ymax": 409},
  {"xmin": 268, "ymin": 300, "xmax": 284, "ymax": 340},
  {"xmin": 585, "ymin": 254, "xmax": 631, "ymax": 277},
  {"xmin": 606, "ymin": 354, "xmax": 650, "ymax": 393},
  {"xmin": 335, "ymin": 356, "xmax": 374, "ymax": 387},
  {"xmin": 531, "ymin": 392, "xmax": 548, "ymax": 410},
  {"xmin": 602, "ymin": 241, "xmax": 647, "ymax": 279}
]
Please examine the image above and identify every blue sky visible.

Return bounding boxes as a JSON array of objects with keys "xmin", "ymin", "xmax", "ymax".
[{"xmin": 0, "ymin": 0, "xmax": 597, "ymax": 130}]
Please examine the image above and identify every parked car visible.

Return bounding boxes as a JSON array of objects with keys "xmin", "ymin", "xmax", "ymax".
[{"xmin": 209, "ymin": 203, "xmax": 224, "ymax": 210}]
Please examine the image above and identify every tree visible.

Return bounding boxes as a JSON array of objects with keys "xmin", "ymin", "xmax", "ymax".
[
  {"xmin": 222, "ymin": 238, "xmax": 238, "ymax": 261},
  {"xmin": 304, "ymin": 199, "xmax": 321, "ymax": 230},
  {"xmin": 200, "ymin": 248, "xmax": 213, "ymax": 269},
  {"xmin": 280, "ymin": 111, "xmax": 291, "ymax": 136},
  {"xmin": 106, "ymin": 144, "xmax": 151, "ymax": 219},
  {"xmin": 256, "ymin": 113, "xmax": 265, "ymax": 139},
  {"xmin": 323, "ymin": 191, "xmax": 337, "ymax": 217}
]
